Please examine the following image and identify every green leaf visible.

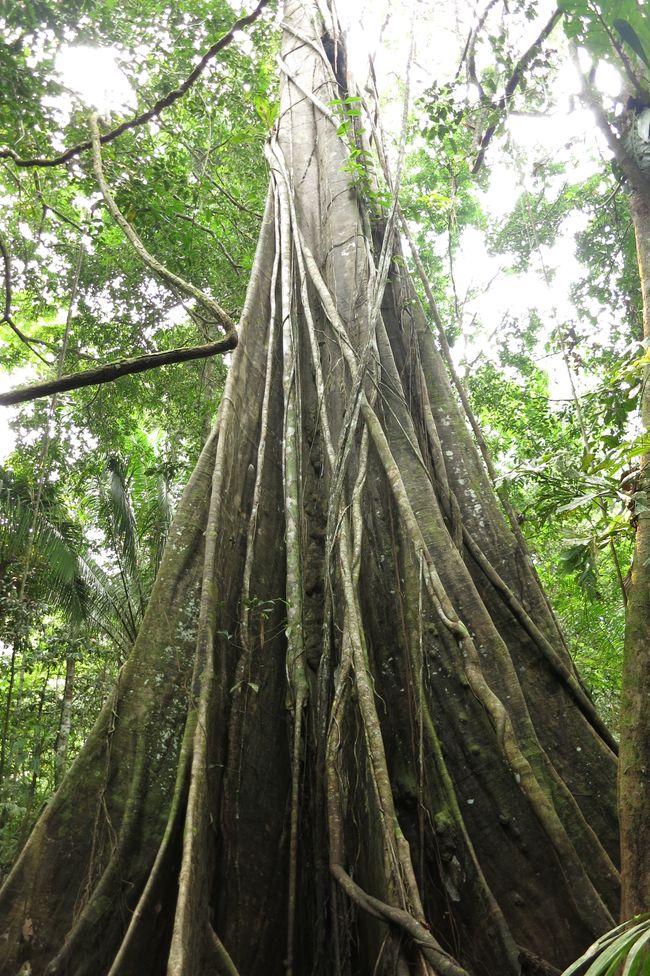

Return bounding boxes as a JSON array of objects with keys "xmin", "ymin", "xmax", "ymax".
[
  {"xmin": 622, "ymin": 925, "xmax": 650, "ymax": 975},
  {"xmin": 557, "ymin": 491, "xmax": 602, "ymax": 513},
  {"xmin": 562, "ymin": 920, "xmax": 650, "ymax": 976},
  {"xmin": 558, "ymin": 0, "xmax": 590, "ymax": 13},
  {"xmin": 613, "ymin": 19, "xmax": 650, "ymax": 72},
  {"xmin": 585, "ymin": 930, "xmax": 645, "ymax": 976}
]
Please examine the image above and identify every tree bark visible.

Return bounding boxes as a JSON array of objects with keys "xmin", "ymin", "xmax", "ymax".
[
  {"xmin": 0, "ymin": 5, "xmax": 618, "ymax": 975},
  {"xmin": 620, "ymin": 186, "xmax": 650, "ymax": 919},
  {"xmin": 54, "ymin": 655, "xmax": 76, "ymax": 788},
  {"xmin": 0, "ymin": 642, "xmax": 18, "ymax": 788}
]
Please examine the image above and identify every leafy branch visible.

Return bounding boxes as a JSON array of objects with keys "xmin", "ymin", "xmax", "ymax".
[
  {"xmin": 472, "ymin": 6, "xmax": 563, "ymax": 174},
  {"xmin": 0, "ymin": 0, "xmax": 270, "ymax": 170},
  {"xmin": 89, "ymin": 112, "xmax": 235, "ymax": 336},
  {"xmin": 0, "ymin": 231, "xmax": 52, "ymax": 364}
]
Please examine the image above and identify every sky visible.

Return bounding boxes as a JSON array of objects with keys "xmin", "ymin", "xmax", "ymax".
[{"xmin": 0, "ymin": 0, "xmax": 626, "ymax": 462}]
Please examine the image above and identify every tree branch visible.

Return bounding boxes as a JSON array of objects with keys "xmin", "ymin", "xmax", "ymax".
[
  {"xmin": 459, "ymin": 0, "xmax": 501, "ymax": 97},
  {"xmin": 0, "ymin": 231, "xmax": 52, "ymax": 363},
  {"xmin": 0, "ymin": 231, "xmax": 12, "ymax": 320},
  {"xmin": 206, "ymin": 171, "xmax": 264, "ymax": 219},
  {"xmin": 472, "ymin": 7, "xmax": 563, "ymax": 175},
  {"xmin": 0, "ymin": 335, "xmax": 236, "ymax": 407},
  {"xmin": 90, "ymin": 112, "xmax": 236, "ymax": 335},
  {"xmin": 0, "ymin": 0, "xmax": 270, "ymax": 170},
  {"xmin": 588, "ymin": 1, "xmax": 649, "ymax": 99},
  {"xmin": 571, "ymin": 48, "xmax": 650, "ymax": 194},
  {"xmin": 3, "ymin": 318, "xmax": 52, "ymax": 364},
  {"xmin": 173, "ymin": 212, "xmax": 243, "ymax": 270}
]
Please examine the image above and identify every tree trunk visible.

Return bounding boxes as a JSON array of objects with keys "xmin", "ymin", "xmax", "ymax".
[
  {"xmin": 0, "ymin": 641, "xmax": 18, "ymax": 789},
  {"xmin": 0, "ymin": 5, "xmax": 618, "ymax": 975},
  {"xmin": 54, "ymin": 655, "xmax": 76, "ymax": 788},
  {"xmin": 621, "ymin": 185, "xmax": 650, "ymax": 919},
  {"xmin": 20, "ymin": 669, "xmax": 51, "ymax": 848}
]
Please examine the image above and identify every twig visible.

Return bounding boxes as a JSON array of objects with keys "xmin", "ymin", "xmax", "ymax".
[
  {"xmin": 3, "ymin": 318, "xmax": 51, "ymax": 364},
  {"xmin": 0, "ymin": 0, "xmax": 270, "ymax": 170},
  {"xmin": 173, "ymin": 213, "xmax": 243, "ymax": 270},
  {"xmin": 0, "ymin": 335, "xmax": 237, "ymax": 406},
  {"xmin": 205, "ymin": 171, "xmax": 264, "ymax": 219},
  {"xmin": 39, "ymin": 201, "xmax": 85, "ymax": 234}
]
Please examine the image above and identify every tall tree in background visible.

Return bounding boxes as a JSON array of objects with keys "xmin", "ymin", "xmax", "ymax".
[
  {"xmin": 0, "ymin": 3, "xmax": 620, "ymax": 975},
  {"xmin": 557, "ymin": 0, "xmax": 650, "ymax": 919},
  {"xmin": 608, "ymin": 62, "xmax": 650, "ymax": 928},
  {"xmin": 600, "ymin": 90, "xmax": 650, "ymax": 925}
]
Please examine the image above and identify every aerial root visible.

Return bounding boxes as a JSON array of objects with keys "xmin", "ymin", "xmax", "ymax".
[
  {"xmin": 207, "ymin": 924, "xmax": 242, "ymax": 976},
  {"xmin": 330, "ymin": 864, "xmax": 469, "ymax": 976},
  {"xmin": 265, "ymin": 86, "xmax": 614, "ymax": 970},
  {"xmin": 105, "ymin": 710, "xmax": 196, "ymax": 976}
]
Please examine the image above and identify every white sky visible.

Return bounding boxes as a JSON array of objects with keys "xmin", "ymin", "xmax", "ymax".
[
  {"xmin": 0, "ymin": 1, "xmax": 627, "ymax": 461},
  {"xmin": 55, "ymin": 45, "xmax": 137, "ymax": 115}
]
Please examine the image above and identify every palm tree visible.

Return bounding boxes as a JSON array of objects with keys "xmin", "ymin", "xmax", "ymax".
[{"xmin": 0, "ymin": 452, "xmax": 173, "ymax": 791}]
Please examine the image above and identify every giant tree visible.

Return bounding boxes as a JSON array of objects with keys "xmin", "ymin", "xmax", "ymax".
[{"xmin": 0, "ymin": 2, "xmax": 620, "ymax": 975}]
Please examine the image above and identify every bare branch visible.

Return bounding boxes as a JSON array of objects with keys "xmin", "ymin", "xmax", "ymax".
[
  {"xmin": 459, "ymin": 0, "xmax": 501, "ymax": 96},
  {"xmin": 3, "ymin": 318, "xmax": 52, "ymax": 364},
  {"xmin": 0, "ymin": 335, "xmax": 236, "ymax": 407},
  {"xmin": 0, "ymin": 0, "xmax": 270, "ymax": 170}
]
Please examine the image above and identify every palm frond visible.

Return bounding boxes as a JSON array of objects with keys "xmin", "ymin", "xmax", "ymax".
[
  {"xmin": 73, "ymin": 552, "xmax": 139, "ymax": 650},
  {"xmin": 105, "ymin": 457, "xmax": 139, "ymax": 578},
  {"xmin": 0, "ymin": 472, "xmax": 87, "ymax": 620},
  {"xmin": 561, "ymin": 916, "xmax": 650, "ymax": 976}
]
